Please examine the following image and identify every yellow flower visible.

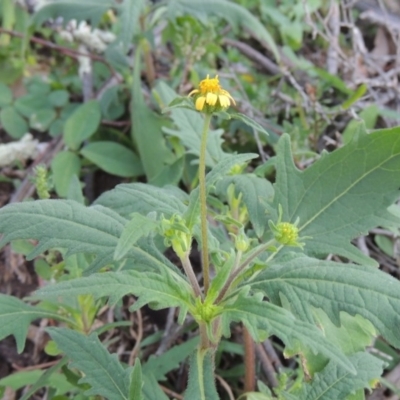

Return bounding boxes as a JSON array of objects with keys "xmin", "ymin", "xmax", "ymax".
[{"xmin": 188, "ymin": 74, "xmax": 236, "ymax": 112}]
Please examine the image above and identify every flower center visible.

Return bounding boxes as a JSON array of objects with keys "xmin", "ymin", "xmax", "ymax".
[{"xmin": 199, "ymin": 75, "xmax": 221, "ymax": 94}]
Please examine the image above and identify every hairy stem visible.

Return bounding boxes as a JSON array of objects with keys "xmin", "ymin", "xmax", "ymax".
[
  {"xmin": 199, "ymin": 113, "xmax": 212, "ymax": 294},
  {"xmin": 181, "ymin": 252, "xmax": 202, "ymax": 299},
  {"xmin": 244, "ymin": 326, "xmax": 256, "ymax": 392}
]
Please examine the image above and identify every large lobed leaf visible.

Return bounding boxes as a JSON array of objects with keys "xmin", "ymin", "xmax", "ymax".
[
  {"xmin": 273, "ymin": 129, "xmax": 400, "ymax": 265},
  {"xmin": 0, "ymin": 200, "xmax": 179, "ymax": 276},
  {"xmin": 222, "ymin": 292, "xmax": 355, "ymax": 373},
  {"xmin": 252, "ymin": 254, "xmax": 400, "ymax": 349},
  {"xmin": 297, "ymin": 352, "xmax": 384, "ymax": 400}
]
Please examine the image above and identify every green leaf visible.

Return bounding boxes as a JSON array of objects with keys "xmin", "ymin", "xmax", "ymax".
[
  {"xmin": 64, "ymin": 100, "xmax": 101, "ymax": 150},
  {"xmin": 67, "ymin": 174, "xmax": 85, "ymax": 204},
  {"xmin": 184, "ymin": 349, "xmax": 219, "ymax": 400},
  {"xmin": 81, "ymin": 141, "xmax": 144, "ymax": 178},
  {"xmin": 143, "ymin": 337, "xmax": 198, "ymax": 381},
  {"xmin": 19, "ymin": 358, "xmax": 70, "ymax": 400},
  {"xmin": 29, "ymin": 108, "xmax": 56, "ymax": 132},
  {"xmin": 0, "ymin": 199, "xmax": 117, "ymax": 260},
  {"xmin": 142, "ymin": 374, "xmax": 169, "ymax": 400},
  {"xmin": 32, "ymin": 0, "xmax": 116, "ymax": 26},
  {"xmin": 216, "ymin": 174, "xmax": 274, "ymax": 237},
  {"xmin": 47, "ymin": 328, "xmax": 130, "ymax": 400},
  {"xmin": 342, "ymin": 105, "xmax": 379, "ymax": 144},
  {"xmin": 95, "ymin": 182, "xmax": 188, "ymax": 219},
  {"xmin": 131, "ymin": 47, "xmax": 174, "ymax": 180},
  {"xmin": 129, "ymin": 359, "xmax": 144, "ymax": 400},
  {"xmin": 0, "ymin": 294, "xmax": 74, "ymax": 353},
  {"xmin": 119, "ymin": 0, "xmax": 144, "ymax": 51},
  {"xmin": 0, "ymin": 199, "xmax": 172, "ymax": 274},
  {"xmin": 298, "ymin": 352, "xmax": 384, "ymax": 400},
  {"xmin": 0, "ymin": 82, "xmax": 13, "ymax": 107},
  {"xmin": 36, "ymin": 269, "xmax": 191, "ymax": 310},
  {"xmin": 114, "ymin": 213, "xmax": 159, "ymax": 261},
  {"xmin": 303, "ymin": 310, "xmax": 376, "ymax": 376},
  {"xmin": 14, "ymin": 94, "xmax": 51, "ymax": 117},
  {"xmin": 0, "ymin": 106, "xmax": 28, "ymax": 138},
  {"xmin": 49, "ymin": 90, "xmax": 69, "ymax": 108},
  {"xmin": 341, "ymin": 84, "xmax": 368, "ymax": 110},
  {"xmin": 168, "ymin": 0, "xmax": 279, "ymax": 61},
  {"xmin": 51, "ymin": 150, "xmax": 81, "ymax": 197},
  {"xmin": 273, "ymin": 130, "xmax": 400, "ymax": 265},
  {"xmin": 0, "ymin": 368, "xmax": 74, "ymax": 396},
  {"xmin": 156, "ymin": 81, "xmax": 229, "ymax": 167},
  {"xmin": 252, "ymin": 254, "xmax": 400, "ymax": 349},
  {"xmin": 222, "ymin": 292, "xmax": 355, "ymax": 373}
]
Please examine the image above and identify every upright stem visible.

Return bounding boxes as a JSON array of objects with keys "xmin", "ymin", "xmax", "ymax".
[
  {"xmin": 243, "ymin": 327, "xmax": 256, "ymax": 392},
  {"xmin": 199, "ymin": 113, "xmax": 212, "ymax": 294}
]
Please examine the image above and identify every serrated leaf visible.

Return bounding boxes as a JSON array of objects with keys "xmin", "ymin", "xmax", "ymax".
[
  {"xmin": 168, "ymin": 0, "xmax": 279, "ymax": 61},
  {"xmin": 47, "ymin": 328, "xmax": 130, "ymax": 400},
  {"xmin": 129, "ymin": 359, "xmax": 144, "ymax": 400},
  {"xmin": 95, "ymin": 182, "xmax": 188, "ymax": 218},
  {"xmin": 155, "ymin": 81, "xmax": 229, "ymax": 167},
  {"xmin": 143, "ymin": 337, "xmax": 198, "ymax": 381},
  {"xmin": 298, "ymin": 352, "xmax": 384, "ymax": 400},
  {"xmin": 114, "ymin": 213, "xmax": 159, "ymax": 261},
  {"xmin": 35, "ymin": 270, "xmax": 192, "ymax": 313},
  {"xmin": 81, "ymin": 141, "xmax": 144, "ymax": 178},
  {"xmin": 221, "ymin": 292, "xmax": 355, "ymax": 373},
  {"xmin": 216, "ymin": 174, "xmax": 274, "ymax": 237},
  {"xmin": 64, "ymin": 100, "xmax": 101, "ymax": 150},
  {"xmin": 32, "ymin": 0, "xmax": 116, "ymax": 27},
  {"xmin": 252, "ymin": 254, "xmax": 400, "ymax": 348},
  {"xmin": 0, "ymin": 294, "xmax": 73, "ymax": 353},
  {"xmin": 184, "ymin": 349, "xmax": 219, "ymax": 400},
  {"xmin": 273, "ymin": 130, "xmax": 400, "ymax": 265},
  {"xmin": 303, "ymin": 310, "xmax": 377, "ymax": 376},
  {"xmin": 0, "ymin": 200, "xmax": 177, "ymax": 275}
]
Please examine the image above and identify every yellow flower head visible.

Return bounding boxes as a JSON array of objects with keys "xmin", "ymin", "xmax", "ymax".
[{"xmin": 188, "ymin": 74, "xmax": 236, "ymax": 113}]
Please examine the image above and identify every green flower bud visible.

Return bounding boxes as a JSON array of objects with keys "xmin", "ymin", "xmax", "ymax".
[
  {"xmin": 34, "ymin": 165, "xmax": 51, "ymax": 199},
  {"xmin": 160, "ymin": 214, "xmax": 192, "ymax": 258}
]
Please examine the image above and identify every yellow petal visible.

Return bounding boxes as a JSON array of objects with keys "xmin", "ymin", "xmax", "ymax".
[
  {"xmin": 219, "ymin": 94, "xmax": 230, "ymax": 108},
  {"xmin": 206, "ymin": 92, "xmax": 218, "ymax": 106},
  {"xmin": 188, "ymin": 89, "xmax": 199, "ymax": 97},
  {"xmin": 195, "ymin": 96, "xmax": 206, "ymax": 111},
  {"xmin": 221, "ymin": 89, "xmax": 236, "ymax": 105}
]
